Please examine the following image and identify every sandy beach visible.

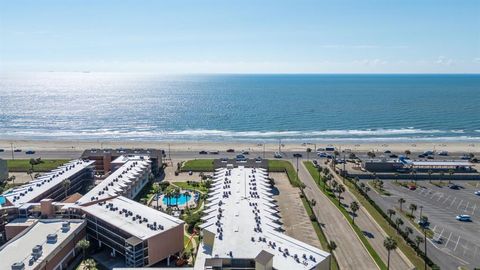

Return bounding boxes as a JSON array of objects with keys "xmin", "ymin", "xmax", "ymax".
[{"xmin": 1, "ymin": 139, "xmax": 478, "ymax": 154}]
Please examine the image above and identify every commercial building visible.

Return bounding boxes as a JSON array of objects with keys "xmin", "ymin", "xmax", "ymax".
[
  {"xmin": 79, "ymin": 196, "xmax": 184, "ymax": 267},
  {"xmin": 0, "ymin": 158, "xmax": 8, "ymax": 182},
  {"xmin": 195, "ymin": 166, "xmax": 330, "ymax": 270},
  {"xmin": 0, "ymin": 219, "xmax": 86, "ymax": 270},
  {"xmin": 2, "ymin": 159, "xmax": 94, "ymax": 207},
  {"xmin": 362, "ymin": 158, "xmax": 475, "ymax": 173},
  {"xmin": 81, "ymin": 148, "xmax": 164, "ymax": 176}
]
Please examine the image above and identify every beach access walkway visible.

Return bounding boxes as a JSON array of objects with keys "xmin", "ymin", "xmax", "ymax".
[{"xmin": 297, "ymin": 162, "xmax": 378, "ymax": 270}]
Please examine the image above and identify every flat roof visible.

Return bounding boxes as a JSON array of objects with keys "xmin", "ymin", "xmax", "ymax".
[
  {"xmin": 406, "ymin": 160, "xmax": 472, "ymax": 167},
  {"xmin": 81, "ymin": 148, "xmax": 163, "ymax": 158},
  {"xmin": 0, "ymin": 219, "xmax": 85, "ymax": 270},
  {"xmin": 194, "ymin": 167, "xmax": 329, "ymax": 270},
  {"xmin": 3, "ymin": 160, "xmax": 94, "ymax": 207},
  {"xmin": 77, "ymin": 156, "xmax": 150, "ymax": 204},
  {"xmin": 80, "ymin": 196, "xmax": 184, "ymax": 240}
]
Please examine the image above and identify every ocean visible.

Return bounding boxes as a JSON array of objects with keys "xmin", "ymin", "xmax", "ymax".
[{"xmin": 0, "ymin": 72, "xmax": 479, "ymax": 142}]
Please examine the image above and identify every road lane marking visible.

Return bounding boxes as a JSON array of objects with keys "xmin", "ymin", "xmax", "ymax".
[
  {"xmin": 450, "ymin": 197, "xmax": 457, "ymax": 207},
  {"xmin": 442, "ymin": 195, "xmax": 451, "ymax": 204},
  {"xmin": 454, "ymin": 236, "xmax": 461, "ymax": 252},
  {"xmin": 464, "ymin": 201, "xmax": 470, "ymax": 212},
  {"xmin": 457, "ymin": 199, "xmax": 464, "ymax": 210},
  {"xmin": 445, "ymin": 232, "xmax": 453, "ymax": 247}
]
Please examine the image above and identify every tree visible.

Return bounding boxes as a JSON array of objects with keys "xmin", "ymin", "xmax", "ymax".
[
  {"xmin": 383, "ymin": 237, "xmax": 398, "ymax": 270},
  {"xmin": 328, "ymin": 241, "xmax": 337, "ymax": 270},
  {"xmin": 404, "ymin": 150, "xmax": 411, "ymax": 157},
  {"xmin": 367, "ymin": 151, "xmax": 376, "ymax": 158},
  {"xmin": 63, "ymin": 179, "xmax": 71, "ymax": 199},
  {"xmin": 306, "ymin": 148, "xmax": 312, "ymax": 160},
  {"xmin": 350, "ymin": 201, "xmax": 360, "ymax": 224},
  {"xmin": 81, "ymin": 258, "xmax": 97, "ymax": 270},
  {"xmin": 29, "ymin": 158, "xmax": 36, "ymax": 170},
  {"xmin": 8, "ymin": 175, "xmax": 16, "ymax": 184},
  {"xmin": 336, "ymin": 184, "xmax": 345, "ymax": 205},
  {"xmin": 448, "ymin": 169, "xmax": 455, "ymax": 184},
  {"xmin": 409, "ymin": 203, "xmax": 417, "ymax": 217},
  {"xmin": 398, "ymin": 198, "xmax": 406, "ymax": 212},
  {"xmin": 387, "ymin": 209, "xmax": 396, "ymax": 220},
  {"xmin": 428, "ymin": 170, "xmax": 433, "ymax": 183},
  {"xmin": 415, "ymin": 235, "xmax": 424, "ymax": 249},
  {"xmin": 27, "ymin": 168, "xmax": 34, "ymax": 180},
  {"xmin": 395, "ymin": 218, "xmax": 404, "ymax": 230},
  {"xmin": 364, "ymin": 186, "xmax": 371, "ymax": 193},
  {"xmin": 404, "ymin": 226, "xmax": 413, "ymax": 239},
  {"xmin": 76, "ymin": 239, "xmax": 90, "ymax": 259},
  {"xmin": 152, "ymin": 183, "xmax": 161, "ymax": 209}
]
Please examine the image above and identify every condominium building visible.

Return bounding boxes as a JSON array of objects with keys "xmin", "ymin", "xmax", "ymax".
[
  {"xmin": 195, "ymin": 166, "xmax": 330, "ymax": 270},
  {"xmin": 79, "ymin": 196, "xmax": 184, "ymax": 267},
  {"xmin": 0, "ymin": 158, "xmax": 7, "ymax": 182},
  {"xmin": 0, "ymin": 219, "xmax": 86, "ymax": 270},
  {"xmin": 77, "ymin": 155, "xmax": 151, "ymax": 204},
  {"xmin": 2, "ymin": 160, "xmax": 94, "ymax": 207}
]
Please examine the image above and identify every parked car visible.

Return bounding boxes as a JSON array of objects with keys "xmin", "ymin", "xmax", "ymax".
[
  {"xmin": 384, "ymin": 150, "xmax": 392, "ymax": 154},
  {"xmin": 293, "ymin": 153, "xmax": 302, "ymax": 158},
  {"xmin": 14, "ymin": 149, "xmax": 22, "ymax": 152},
  {"xmin": 226, "ymin": 149, "xmax": 235, "ymax": 153},
  {"xmin": 318, "ymin": 152, "xmax": 327, "ymax": 158},
  {"xmin": 438, "ymin": 151, "xmax": 448, "ymax": 156},
  {"xmin": 389, "ymin": 154, "xmax": 398, "ymax": 158},
  {"xmin": 274, "ymin": 152, "xmax": 282, "ymax": 158},
  {"xmin": 432, "ymin": 235, "xmax": 443, "ymax": 244},
  {"xmin": 427, "ymin": 156, "xmax": 434, "ymax": 159},
  {"xmin": 255, "ymin": 157, "xmax": 262, "ymax": 162},
  {"xmin": 312, "ymin": 160, "xmax": 318, "ymax": 165},
  {"xmin": 474, "ymin": 191, "xmax": 480, "ymax": 196},
  {"xmin": 220, "ymin": 157, "xmax": 228, "ymax": 162},
  {"xmin": 209, "ymin": 150, "xmax": 219, "ymax": 155},
  {"xmin": 417, "ymin": 219, "xmax": 430, "ymax": 228},
  {"xmin": 25, "ymin": 150, "xmax": 36, "ymax": 154},
  {"xmin": 408, "ymin": 185, "xmax": 417, "ymax": 190},
  {"xmin": 456, "ymin": 215, "xmax": 472, "ymax": 222},
  {"xmin": 449, "ymin": 184, "xmax": 460, "ymax": 190},
  {"xmin": 199, "ymin": 150, "xmax": 208, "ymax": 154},
  {"xmin": 242, "ymin": 150, "xmax": 250, "ymax": 155},
  {"xmin": 188, "ymin": 171, "xmax": 193, "ymax": 175},
  {"xmin": 0, "ymin": 149, "xmax": 4, "ymax": 152},
  {"xmin": 236, "ymin": 154, "xmax": 247, "ymax": 161},
  {"xmin": 418, "ymin": 154, "xmax": 426, "ymax": 158}
]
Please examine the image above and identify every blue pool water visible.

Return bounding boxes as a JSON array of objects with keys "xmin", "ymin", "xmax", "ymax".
[
  {"xmin": 163, "ymin": 194, "xmax": 191, "ymax": 206},
  {"xmin": 0, "ymin": 196, "xmax": 6, "ymax": 206}
]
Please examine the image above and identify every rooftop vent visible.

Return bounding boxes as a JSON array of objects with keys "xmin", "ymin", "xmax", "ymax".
[
  {"xmin": 47, "ymin": 233, "xmax": 57, "ymax": 243},
  {"xmin": 62, "ymin": 222, "xmax": 70, "ymax": 232},
  {"xmin": 32, "ymin": 245, "xmax": 43, "ymax": 259},
  {"xmin": 11, "ymin": 262, "xmax": 25, "ymax": 270}
]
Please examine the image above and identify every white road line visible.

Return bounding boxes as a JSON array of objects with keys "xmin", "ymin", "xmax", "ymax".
[
  {"xmin": 464, "ymin": 201, "xmax": 470, "ymax": 212},
  {"xmin": 445, "ymin": 232, "xmax": 453, "ymax": 247},
  {"xmin": 457, "ymin": 199, "xmax": 464, "ymax": 210},
  {"xmin": 472, "ymin": 204, "xmax": 477, "ymax": 216},
  {"xmin": 454, "ymin": 236, "xmax": 461, "ymax": 252},
  {"xmin": 439, "ymin": 228, "xmax": 445, "ymax": 238},
  {"xmin": 463, "ymin": 242, "xmax": 469, "ymax": 257},
  {"xmin": 443, "ymin": 195, "xmax": 451, "ymax": 204},
  {"xmin": 432, "ymin": 225, "xmax": 437, "ymax": 233},
  {"xmin": 450, "ymin": 197, "xmax": 457, "ymax": 207},
  {"xmin": 436, "ymin": 193, "xmax": 444, "ymax": 201}
]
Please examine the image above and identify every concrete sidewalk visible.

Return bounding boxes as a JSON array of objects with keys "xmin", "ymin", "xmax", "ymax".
[{"xmin": 296, "ymin": 160, "xmax": 378, "ymax": 270}]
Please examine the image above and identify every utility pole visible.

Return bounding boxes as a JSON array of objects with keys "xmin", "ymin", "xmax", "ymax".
[
  {"xmin": 296, "ymin": 156, "xmax": 299, "ymax": 184},
  {"xmin": 10, "ymin": 142, "xmax": 14, "ymax": 160},
  {"xmin": 278, "ymin": 139, "xmax": 281, "ymax": 154},
  {"xmin": 263, "ymin": 143, "xmax": 265, "ymax": 159}
]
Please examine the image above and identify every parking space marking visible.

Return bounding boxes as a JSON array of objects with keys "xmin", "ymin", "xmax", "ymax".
[
  {"xmin": 464, "ymin": 201, "xmax": 470, "ymax": 212},
  {"xmin": 472, "ymin": 204, "xmax": 477, "ymax": 216},
  {"xmin": 445, "ymin": 232, "xmax": 453, "ymax": 247},
  {"xmin": 450, "ymin": 197, "xmax": 457, "ymax": 207},
  {"xmin": 442, "ymin": 195, "xmax": 451, "ymax": 204},
  {"xmin": 463, "ymin": 242, "xmax": 469, "ymax": 257},
  {"xmin": 432, "ymin": 224, "xmax": 437, "ymax": 233},
  {"xmin": 457, "ymin": 199, "xmax": 464, "ymax": 210},
  {"xmin": 436, "ymin": 193, "xmax": 444, "ymax": 201},
  {"xmin": 454, "ymin": 236, "xmax": 461, "ymax": 252}
]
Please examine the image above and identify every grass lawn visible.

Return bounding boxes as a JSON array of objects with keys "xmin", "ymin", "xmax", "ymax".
[
  {"xmin": 304, "ymin": 162, "xmax": 387, "ymax": 270},
  {"xmin": 267, "ymin": 160, "xmax": 301, "ymax": 187},
  {"xmin": 7, "ymin": 159, "xmax": 70, "ymax": 172},
  {"xmin": 304, "ymin": 162, "xmax": 430, "ymax": 270},
  {"xmin": 173, "ymin": 181, "xmax": 209, "ymax": 193},
  {"xmin": 181, "ymin": 159, "xmax": 214, "ymax": 172}
]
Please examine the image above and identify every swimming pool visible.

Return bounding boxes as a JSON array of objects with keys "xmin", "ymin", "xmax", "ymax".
[
  {"xmin": 162, "ymin": 194, "xmax": 191, "ymax": 206},
  {"xmin": 0, "ymin": 196, "xmax": 5, "ymax": 206}
]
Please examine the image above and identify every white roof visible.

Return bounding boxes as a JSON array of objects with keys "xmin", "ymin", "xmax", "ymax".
[
  {"xmin": 80, "ymin": 196, "xmax": 184, "ymax": 240},
  {"xmin": 3, "ymin": 160, "xmax": 94, "ymax": 206},
  {"xmin": 0, "ymin": 219, "xmax": 85, "ymax": 270},
  {"xmin": 77, "ymin": 156, "xmax": 151, "ymax": 204},
  {"xmin": 409, "ymin": 160, "xmax": 472, "ymax": 167},
  {"xmin": 194, "ymin": 167, "xmax": 329, "ymax": 270}
]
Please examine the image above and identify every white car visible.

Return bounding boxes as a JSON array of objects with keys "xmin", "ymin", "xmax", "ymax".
[
  {"xmin": 456, "ymin": 215, "xmax": 472, "ymax": 222},
  {"xmin": 274, "ymin": 152, "xmax": 282, "ymax": 158},
  {"xmin": 475, "ymin": 191, "xmax": 480, "ymax": 196}
]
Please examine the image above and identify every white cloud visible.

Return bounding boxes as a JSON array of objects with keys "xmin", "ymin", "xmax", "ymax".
[{"xmin": 435, "ymin": 56, "xmax": 453, "ymax": 66}]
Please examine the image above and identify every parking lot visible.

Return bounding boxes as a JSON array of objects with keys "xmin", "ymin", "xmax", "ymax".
[{"xmin": 382, "ymin": 180, "xmax": 480, "ymax": 268}]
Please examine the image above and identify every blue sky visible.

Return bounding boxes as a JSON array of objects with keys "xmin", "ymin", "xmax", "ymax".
[{"xmin": 0, "ymin": 0, "xmax": 479, "ymax": 73}]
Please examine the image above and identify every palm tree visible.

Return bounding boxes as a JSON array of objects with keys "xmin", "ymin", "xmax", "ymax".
[
  {"xmin": 81, "ymin": 258, "xmax": 97, "ymax": 270},
  {"xmin": 306, "ymin": 148, "xmax": 312, "ymax": 160},
  {"xmin": 404, "ymin": 150, "xmax": 411, "ymax": 157},
  {"xmin": 398, "ymin": 198, "xmax": 406, "ymax": 212},
  {"xmin": 27, "ymin": 168, "xmax": 34, "ymax": 180},
  {"xmin": 350, "ymin": 201, "xmax": 360, "ymax": 224},
  {"xmin": 337, "ymin": 184, "xmax": 345, "ymax": 205},
  {"xmin": 395, "ymin": 218, "xmax": 404, "ymax": 230},
  {"xmin": 383, "ymin": 237, "xmax": 398, "ymax": 270},
  {"xmin": 448, "ymin": 169, "xmax": 454, "ymax": 184},
  {"xmin": 152, "ymin": 183, "xmax": 161, "ymax": 210},
  {"xmin": 331, "ymin": 180, "xmax": 338, "ymax": 191},
  {"xmin": 404, "ymin": 226, "xmax": 413, "ymax": 239},
  {"xmin": 394, "ymin": 172, "xmax": 399, "ymax": 183},
  {"xmin": 63, "ymin": 179, "xmax": 71, "ymax": 199},
  {"xmin": 8, "ymin": 175, "xmax": 16, "ymax": 184},
  {"xmin": 415, "ymin": 235, "xmax": 424, "ymax": 249},
  {"xmin": 364, "ymin": 186, "xmax": 371, "ymax": 193},
  {"xmin": 317, "ymin": 167, "xmax": 322, "ymax": 185},
  {"xmin": 327, "ymin": 241, "xmax": 337, "ymax": 270},
  {"xmin": 387, "ymin": 209, "xmax": 396, "ymax": 220},
  {"xmin": 76, "ymin": 239, "xmax": 90, "ymax": 259},
  {"xmin": 409, "ymin": 203, "xmax": 417, "ymax": 217}
]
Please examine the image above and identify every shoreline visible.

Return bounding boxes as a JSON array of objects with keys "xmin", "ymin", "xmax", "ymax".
[{"xmin": 1, "ymin": 139, "xmax": 478, "ymax": 153}]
